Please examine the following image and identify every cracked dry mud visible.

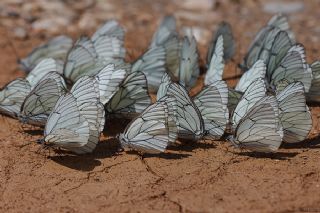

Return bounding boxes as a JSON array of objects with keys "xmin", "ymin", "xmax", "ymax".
[{"xmin": 1, "ymin": 0, "xmax": 320, "ymax": 212}]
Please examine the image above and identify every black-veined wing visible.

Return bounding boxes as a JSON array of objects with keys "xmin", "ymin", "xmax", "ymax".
[
  {"xmin": 235, "ymin": 60, "xmax": 266, "ymax": 92},
  {"xmin": 20, "ymin": 72, "xmax": 66, "ymax": 126},
  {"xmin": 119, "ymin": 96, "xmax": 178, "ymax": 153},
  {"xmin": 270, "ymin": 44, "xmax": 312, "ymax": 92},
  {"xmin": 230, "ymin": 96, "xmax": 283, "ymax": 152},
  {"xmin": 205, "ymin": 35, "xmax": 224, "ymax": 85},
  {"xmin": 207, "ymin": 21, "xmax": 235, "ymax": 63},
  {"xmin": 64, "ymin": 37, "xmax": 104, "ymax": 83},
  {"xmin": 232, "ymin": 78, "xmax": 266, "ymax": 128},
  {"xmin": 178, "ymin": 36, "xmax": 199, "ymax": 90},
  {"xmin": 306, "ymin": 61, "xmax": 320, "ymax": 102},
  {"xmin": 276, "ymin": 82, "xmax": 312, "ymax": 143},
  {"xmin": 0, "ymin": 78, "xmax": 31, "ymax": 118},
  {"xmin": 19, "ymin": 35, "xmax": 72, "ymax": 72},
  {"xmin": 193, "ymin": 80, "xmax": 229, "ymax": 139},
  {"xmin": 94, "ymin": 63, "xmax": 126, "ymax": 105},
  {"xmin": 26, "ymin": 58, "xmax": 63, "ymax": 88},
  {"xmin": 131, "ymin": 45, "xmax": 166, "ymax": 92},
  {"xmin": 106, "ymin": 71, "xmax": 151, "ymax": 119},
  {"xmin": 164, "ymin": 82, "xmax": 204, "ymax": 140}
]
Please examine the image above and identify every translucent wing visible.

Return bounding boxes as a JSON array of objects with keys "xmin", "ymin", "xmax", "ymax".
[
  {"xmin": 193, "ymin": 80, "xmax": 229, "ymax": 139},
  {"xmin": 64, "ymin": 37, "xmax": 103, "ymax": 83},
  {"xmin": 306, "ymin": 61, "xmax": 320, "ymax": 102},
  {"xmin": 207, "ymin": 21, "xmax": 235, "ymax": 63},
  {"xmin": 157, "ymin": 72, "xmax": 172, "ymax": 101},
  {"xmin": 93, "ymin": 35, "xmax": 126, "ymax": 63},
  {"xmin": 44, "ymin": 94, "xmax": 92, "ymax": 153},
  {"xmin": 131, "ymin": 45, "xmax": 166, "ymax": 92},
  {"xmin": 276, "ymin": 82, "xmax": 312, "ymax": 143},
  {"xmin": 270, "ymin": 44, "xmax": 312, "ymax": 92},
  {"xmin": 205, "ymin": 35, "xmax": 224, "ymax": 85},
  {"xmin": 266, "ymin": 31, "xmax": 292, "ymax": 81},
  {"xmin": 0, "ymin": 78, "xmax": 31, "ymax": 118},
  {"xmin": 19, "ymin": 35, "xmax": 72, "ymax": 72},
  {"xmin": 106, "ymin": 71, "xmax": 151, "ymax": 119},
  {"xmin": 165, "ymin": 83, "xmax": 204, "ymax": 140},
  {"xmin": 26, "ymin": 58, "xmax": 63, "ymax": 88},
  {"xmin": 94, "ymin": 64, "xmax": 126, "ymax": 105},
  {"xmin": 43, "ymin": 76, "xmax": 105, "ymax": 154},
  {"xmin": 232, "ymin": 78, "xmax": 266, "ymax": 127},
  {"xmin": 91, "ymin": 20, "xmax": 125, "ymax": 41},
  {"xmin": 268, "ymin": 14, "xmax": 295, "ymax": 42},
  {"xmin": 179, "ymin": 36, "xmax": 200, "ymax": 90},
  {"xmin": 119, "ymin": 98, "xmax": 178, "ymax": 153},
  {"xmin": 150, "ymin": 15, "xmax": 177, "ymax": 47},
  {"xmin": 235, "ymin": 60, "xmax": 266, "ymax": 92},
  {"xmin": 70, "ymin": 76, "xmax": 105, "ymax": 132},
  {"xmin": 20, "ymin": 72, "xmax": 66, "ymax": 126},
  {"xmin": 164, "ymin": 35, "xmax": 180, "ymax": 80},
  {"xmin": 231, "ymin": 96, "xmax": 283, "ymax": 152},
  {"xmin": 228, "ymin": 88, "xmax": 243, "ymax": 114}
]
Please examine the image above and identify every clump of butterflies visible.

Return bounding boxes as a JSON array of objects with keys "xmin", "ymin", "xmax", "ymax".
[{"xmin": 0, "ymin": 14, "xmax": 316, "ymax": 155}]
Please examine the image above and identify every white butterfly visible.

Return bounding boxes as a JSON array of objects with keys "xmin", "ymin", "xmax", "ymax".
[
  {"xmin": 242, "ymin": 14, "xmax": 295, "ymax": 71},
  {"xmin": 232, "ymin": 78, "xmax": 267, "ymax": 128},
  {"xmin": 193, "ymin": 80, "xmax": 229, "ymax": 139},
  {"xmin": 276, "ymin": 82, "xmax": 312, "ymax": 143},
  {"xmin": 229, "ymin": 96, "xmax": 283, "ymax": 152},
  {"xmin": 19, "ymin": 72, "xmax": 67, "ymax": 126},
  {"xmin": 207, "ymin": 21, "xmax": 235, "ymax": 63},
  {"xmin": 0, "ymin": 58, "xmax": 62, "ymax": 118},
  {"xmin": 178, "ymin": 36, "xmax": 200, "ymax": 90},
  {"xmin": 19, "ymin": 35, "xmax": 73, "ymax": 72},
  {"xmin": 205, "ymin": 35, "xmax": 225, "ymax": 85},
  {"xmin": 306, "ymin": 61, "xmax": 320, "ymax": 102},
  {"xmin": 158, "ymin": 81, "xmax": 204, "ymax": 141},
  {"xmin": 235, "ymin": 60, "xmax": 266, "ymax": 92},
  {"xmin": 118, "ymin": 96, "xmax": 178, "ymax": 153},
  {"xmin": 269, "ymin": 44, "xmax": 312, "ymax": 92},
  {"xmin": 42, "ymin": 76, "xmax": 105, "ymax": 154},
  {"xmin": 106, "ymin": 71, "xmax": 151, "ymax": 119}
]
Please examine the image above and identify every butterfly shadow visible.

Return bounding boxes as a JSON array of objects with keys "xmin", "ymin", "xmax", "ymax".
[
  {"xmin": 124, "ymin": 150, "xmax": 192, "ymax": 160},
  {"xmin": 281, "ymin": 135, "xmax": 320, "ymax": 149},
  {"xmin": 237, "ymin": 151, "xmax": 299, "ymax": 160},
  {"xmin": 50, "ymin": 138, "xmax": 121, "ymax": 171},
  {"xmin": 23, "ymin": 129, "xmax": 43, "ymax": 136},
  {"xmin": 167, "ymin": 139, "xmax": 217, "ymax": 153}
]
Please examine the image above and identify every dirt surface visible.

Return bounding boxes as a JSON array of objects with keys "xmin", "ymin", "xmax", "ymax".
[{"xmin": 1, "ymin": 0, "xmax": 320, "ymax": 212}]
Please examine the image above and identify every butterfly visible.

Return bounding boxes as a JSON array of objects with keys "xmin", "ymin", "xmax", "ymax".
[
  {"xmin": 193, "ymin": 80, "xmax": 229, "ymax": 139},
  {"xmin": 19, "ymin": 35, "xmax": 72, "ymax": 72},
  {"xmin": 118, "ymin": 96, "xmax": 178, "ymax": 153},
  {"xmin": 40, "ymin": 76, "xmax": 105, "ymax": 154},
  {"xmin": 276, "ymin": 82, "xmax": 312, "ymax": 143},
  {"xmin": 106, "ymin": 71, "xmax": 152, "ymax": 119},
  {"xmin": 207, "ymin": 21, "xmax": 235, "ymax": 64},
  {"xmin": 0, "ymin": 58, "xmax": 63, "ymax": 118}
]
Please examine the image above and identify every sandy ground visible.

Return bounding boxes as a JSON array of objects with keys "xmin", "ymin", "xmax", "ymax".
[{"xmin": 1, "ymin": 0, "xmax": 320, "ymax": 212}]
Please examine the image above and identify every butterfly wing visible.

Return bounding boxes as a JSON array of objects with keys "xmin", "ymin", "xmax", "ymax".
[
  {"xmin": 94, "ymin": 64, "xmax": 126, "ymax": 105},
  {"xmin": 205, "ymin": 35, "xmax": 225, "ymax": 85},
  {"xmin": 193, "ymin": 81, "xmax": 229, "ymax": 139},
  {"xmin": 235, "ymin": 60, "xmax": 266, "ymax": 92},
  {"xmin": 20, "ymin": 72, "xmax": 66, "ymax": 126},
  {"xmin": 0, "ymin": 78, "xmax": 31, "ymax": 118},
  {"xmin": 119, "ymin": 100, "xmax": 177, "ymax": 153},
  {"xmin": 306, "ymin": 61, "xmax": 320, "ymax": 102},
  {"xmin": 232, "ymin": 96, "xmax": 283, "ymax": 152},
  {"xmin": 232, "ymin": 78, "xmax": 266, "ymax": 128},
  {"xmin": 276, "ymin": 82, "xmax": 312, "ymax": 143},
  {"xmin": 106, "ymin": 71, "xmax": 151, "ymax": 119},
  {"xmin": 19, "ymin": 35, "xmax": 72, "ymax": 72}
]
